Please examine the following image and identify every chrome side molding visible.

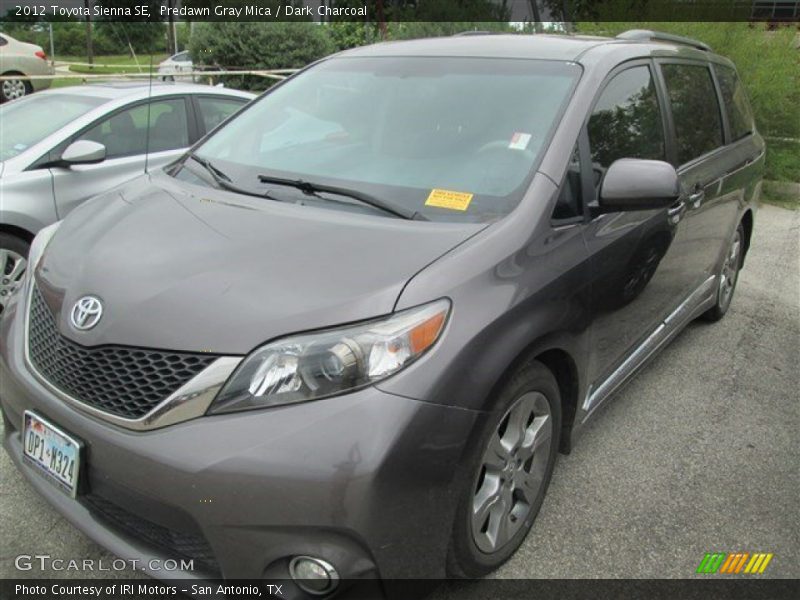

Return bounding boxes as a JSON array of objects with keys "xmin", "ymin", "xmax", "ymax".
[{"xmin": 582, "ymin": 275, "xmax": 717, "ymax": 418}]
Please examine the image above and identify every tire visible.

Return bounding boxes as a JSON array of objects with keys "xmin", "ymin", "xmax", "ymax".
[
  {"xmin": 0, "ymin": 74, "xmax": 33, "ymax": 102},
  {"xmin": 0, "ymin": 233, "xmax": 30, "ymax": 315},
  {"xmin": 447, "ymin": 360, "xmax": 562, "ymax": 578},
  {"xmin": 702, "ymin": 223, "xmax": 744, "ymax": 322}
]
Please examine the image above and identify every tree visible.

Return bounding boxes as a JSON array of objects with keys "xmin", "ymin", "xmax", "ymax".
[{"xmin": 189, "ymin": 22, "xmax": 335, "ymax": 91}]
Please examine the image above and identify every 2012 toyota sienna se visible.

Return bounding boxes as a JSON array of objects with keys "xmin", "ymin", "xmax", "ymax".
[{"xmin": 0, "ymin": 31, "xmax": 763, "ymax": 595}]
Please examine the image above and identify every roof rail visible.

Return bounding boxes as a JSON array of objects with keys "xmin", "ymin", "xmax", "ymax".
[{"xmin": 616, "ymin": 29, "xmax": 712, "ymax": 52}]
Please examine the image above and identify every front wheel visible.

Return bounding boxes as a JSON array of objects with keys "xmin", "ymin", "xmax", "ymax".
[
  {"xmin": 703, "ymin": 223, "xmax": 744, "ymax": 322},
  {"xmin": 447, "ymin": 360, "xmax": 561, "ymax": 578},
  {"xmin": 0, "ymin": 233, "xmax": 30, "ymax": 314}
]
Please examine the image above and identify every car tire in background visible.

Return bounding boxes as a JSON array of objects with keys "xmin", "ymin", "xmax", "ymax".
[
  {"xmin": 0, "ymin": 73, "xmax": 32, "ymax": 102},
  {"xmin": 0, "ymin": 233, "xmax": 30, "ymax": 314},
  {"xmin": 447, "ymin": 359, "xmax": 561, "ymax": 578},
  {"xmin": 702, "ymin": 223, "xmax": 745, "ymax": 322}
]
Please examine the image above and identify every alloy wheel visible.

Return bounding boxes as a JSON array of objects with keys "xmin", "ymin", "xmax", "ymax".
[
  {"xmin": 2, "ymin": 79, "xmax": 27, "ymax": 101},
  {"xmin": 471, "ymin": 391, "xmax": 552, "ymax": 554},
  {"xmin": 719, "ymin": 229, "xmax": 742, "ymax": 312},
  {"xmin": 0, "ymin": 249, "xmax": 27, "ymax": 313}
]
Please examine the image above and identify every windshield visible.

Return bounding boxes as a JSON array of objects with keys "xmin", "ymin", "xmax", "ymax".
[
  {"xmin": 0, "ymin": 93, "xmax": 106, "ymax": 161},
  {"xmin": 191, "ymin": 56, "xmax": 580, "ymax": 222}
]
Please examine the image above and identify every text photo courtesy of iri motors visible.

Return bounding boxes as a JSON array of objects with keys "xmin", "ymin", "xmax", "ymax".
[{"xmin": 0, "ymin": 2, "xmax": 798, "ymax": 600}]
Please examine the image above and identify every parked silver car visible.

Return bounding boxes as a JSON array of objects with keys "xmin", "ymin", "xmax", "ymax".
[{"xmin": 0, "ymin": 82, "xmax": 254, "ymax": 311}]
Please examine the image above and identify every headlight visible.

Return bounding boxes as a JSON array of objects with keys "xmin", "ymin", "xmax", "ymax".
[
  {"xmin": 28, "ymin": 221, "xmax": 61, "ymax": 273},
  {"xmin": 208, "ymin": 299, "xmax": 450, "ymax": 414}
]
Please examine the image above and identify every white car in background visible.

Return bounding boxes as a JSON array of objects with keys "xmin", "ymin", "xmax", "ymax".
[
  {"xmin": 0, "ymin": 33, "xmax": 55, "ymax": 101},
  {"xmin": 158, "ymin": 51, "xmax": 194, "ymax": 82}
]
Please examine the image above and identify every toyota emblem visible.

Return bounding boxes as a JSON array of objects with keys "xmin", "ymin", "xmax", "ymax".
[{"xmin": 70, "ymin": 296, "xmax": 103, "ymax": 331}]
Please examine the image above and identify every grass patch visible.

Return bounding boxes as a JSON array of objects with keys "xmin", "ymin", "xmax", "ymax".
[
  {"xmin": 762, "ymin": 180, "xmax": 800, "ymax": 210},
  {"xmin": 765, "ymin": 140, "xmax": 800, "ymax": 183},
  {"xmin": 56, "ymin": 54, "xmax": 166, "ymax": 75}
]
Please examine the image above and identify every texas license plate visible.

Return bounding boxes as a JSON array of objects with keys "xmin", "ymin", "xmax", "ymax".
[{"xmin": 23, "ymin": 411, "xmax": 82, "ymax": 498}]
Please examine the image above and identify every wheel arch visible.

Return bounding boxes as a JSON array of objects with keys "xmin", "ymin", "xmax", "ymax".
[
  {"xmin": 0, "ymin": 222, "xmax": 35, "ymax": 244},
  {"xmin": 481, "ymin": 336, "xmax": 582, "ymax": 456}
]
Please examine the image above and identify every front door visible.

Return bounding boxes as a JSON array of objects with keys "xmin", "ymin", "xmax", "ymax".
[{"xmin": 583, "ymin": 62, "xmax": 703, "ymax": 402}]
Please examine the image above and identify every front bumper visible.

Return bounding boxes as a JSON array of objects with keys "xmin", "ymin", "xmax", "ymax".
[{"xmin": 0, "ymin": 294, "xmax": 481, "ymax": 583}]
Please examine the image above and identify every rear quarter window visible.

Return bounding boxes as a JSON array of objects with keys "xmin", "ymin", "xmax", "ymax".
[{"xmin": 714, "ymin": 65, "xmax": 755, "ymax": 142}]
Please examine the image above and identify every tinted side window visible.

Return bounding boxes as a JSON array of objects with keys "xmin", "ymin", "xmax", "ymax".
[
  {"xmin": 588, "ymin": 66, "xmax": 665, "ymax": 173},
  {"xmin": 661, "ymin": 64, "xmax": 724, "ymax": 164},
  {"xmin": 78, "ymin": 98, "xmax": 189, "ymax": 159},
  {"xmin": 0, "ymin": 37, "xmax": 7, "ymax": 47},
  {"xmin": 196, "ymin": 97, "xmax": 245, "ymax": 134},
  {"xmin": 715, "ymin": 65, "xmax": 754, "ymax": 142}
]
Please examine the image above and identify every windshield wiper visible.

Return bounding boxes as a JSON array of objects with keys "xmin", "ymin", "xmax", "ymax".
[
  {"xmin": 256, "ymin": 174, "xmax": 426, "ymax": 221},
  {"xmin": 188, "ymin": 154, "xmax": 278, "ymax": 202}
]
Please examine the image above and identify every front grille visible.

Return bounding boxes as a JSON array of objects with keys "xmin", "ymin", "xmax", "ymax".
[
  {"xmin": 83, "ymin": 494, "xmax": 220, "ymax": 575},
  {"xmin": 27, "ymin": 286, "xmax": 217, "ymax": 419}
]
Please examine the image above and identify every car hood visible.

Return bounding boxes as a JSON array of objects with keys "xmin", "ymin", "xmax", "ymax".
[{"xmin": 35, "ymin": 173, "xmax": 483, "ymax": 355}]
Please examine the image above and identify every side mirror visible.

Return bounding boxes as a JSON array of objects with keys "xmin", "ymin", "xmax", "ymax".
[
  {"xmin": 598, "ymin": 158, "xmax": 680, "ymax": 212},
  {"xmin": 60, "ymin": 140, "xmax": 106, "ymax": 166}
]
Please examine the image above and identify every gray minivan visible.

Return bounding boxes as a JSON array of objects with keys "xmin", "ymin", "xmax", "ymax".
[{"xmin": 1, "ymin": 31, "xmax": 762, "ymax": 595}]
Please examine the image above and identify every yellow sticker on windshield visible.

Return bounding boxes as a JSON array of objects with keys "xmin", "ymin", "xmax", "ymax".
[{"xmin": 425, "ymin": 189, "xmax": 474, "ymax": 211}]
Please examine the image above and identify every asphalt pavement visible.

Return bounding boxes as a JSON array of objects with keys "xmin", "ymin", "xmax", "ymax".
[{"xmin": 1, "ymin": 204, "xmax": 798, "ymax": 584}]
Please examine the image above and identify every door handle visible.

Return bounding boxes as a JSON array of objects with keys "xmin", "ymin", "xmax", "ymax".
[
  {"xmin": 688, "ymin": 189, "xmax": 705, "ymax": 209},
  {"xmin": 667, "ymin": 200, "xmax": 686, "ymax": 224}
]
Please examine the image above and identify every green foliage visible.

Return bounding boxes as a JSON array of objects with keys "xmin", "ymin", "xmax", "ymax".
[
  {"xmin": 765, "ymin": 141, "xmax": 800, "ymax": 182},
  {"xmin": 92, "ymin": 1, "xmax": 165, "ymax": 53},
  {"xmin": 189, "ymin": 22, "xmax": 335, "ymax": 91},
  {"xmin": 545, "ymin": 0, "xmax": 750, "ymax": 21},
  {"xmin": 383, "ymin": 21, "xmax": 515, "ymax": 41},
  {"xmin": 387, "ymin": 0, "xmax": 510, "ymax": 22},
  {"xmin": 327, "ymin": 22, "xmax": 381, "ymax": 51},
  {"xmin": 175, "ymin": 22, "xmax": 191, "ymax": 52}
]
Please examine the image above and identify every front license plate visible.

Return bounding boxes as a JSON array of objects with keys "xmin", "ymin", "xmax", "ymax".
[{"xmin": 23, "ymin": 411, "xmax": 82, "ymax": 498}]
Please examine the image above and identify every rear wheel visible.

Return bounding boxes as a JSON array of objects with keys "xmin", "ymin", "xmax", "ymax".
[
  {"xmin": 1, "ymin": 74, "xmax": 32, "ymax": 102},
  {"xmin": 0, "ymin": 233, "xmax": 30, "ymax": 315},
  {"xmin": 703, "ymin": 224, "xmax": 744, "ymax": 322},
  {"xmin": 447, "ymin": 360, "xmax": 561, "ymax": 578}
]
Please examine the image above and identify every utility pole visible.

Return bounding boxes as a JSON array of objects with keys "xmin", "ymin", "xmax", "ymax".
[
  {"xmin": 84, "ymin": 0, "xmax": 94, "ymax": 65},
  {"xmin": 166, "ymin": 0, "xmax": 177, "ymax": 54}
]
